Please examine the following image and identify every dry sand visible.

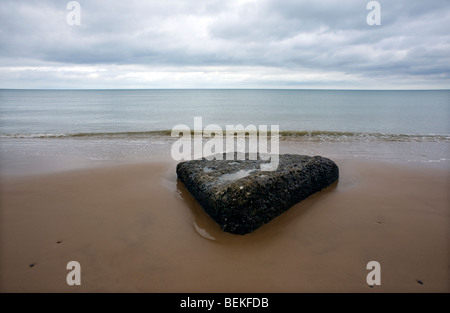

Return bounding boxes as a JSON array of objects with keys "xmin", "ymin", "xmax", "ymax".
[{"xmin": 0, "ymin": 159, "xmax": 448, "ymax": 292}]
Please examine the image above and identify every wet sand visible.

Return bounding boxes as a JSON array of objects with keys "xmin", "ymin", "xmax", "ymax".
[{"xmin": 0, "ymin": 158, "xmax": 448, "ymax": 292}]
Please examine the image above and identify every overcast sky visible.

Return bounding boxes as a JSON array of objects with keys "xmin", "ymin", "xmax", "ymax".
[{"xmin": 0, "ymin": 0, "xmax": 449, "ymax": 89}]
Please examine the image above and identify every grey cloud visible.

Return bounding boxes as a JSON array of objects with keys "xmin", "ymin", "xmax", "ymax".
[{"xmin": 0, "ymin": 0, "xmax": 449, "ymax": 88}]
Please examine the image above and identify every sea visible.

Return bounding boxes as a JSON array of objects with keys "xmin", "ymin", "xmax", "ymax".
[{"xmin": 1, "ymin": 89, "xmax": 449, "ymax": 175}]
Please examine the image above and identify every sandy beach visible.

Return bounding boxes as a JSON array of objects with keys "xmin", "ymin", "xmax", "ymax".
[{"xmin": 1, "ymin": 155, "xmax": 448, "ymax": 292}]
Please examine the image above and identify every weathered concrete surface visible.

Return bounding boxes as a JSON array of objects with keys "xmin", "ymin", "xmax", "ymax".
[{"xmin": 176, "ymin": 154, "xmax": 339, "ymax": 234}]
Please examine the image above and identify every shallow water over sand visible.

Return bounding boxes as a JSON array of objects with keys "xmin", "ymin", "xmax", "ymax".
[{"xmin": 1, "ymin": 136, "xmax": 448, "ymax": 176}]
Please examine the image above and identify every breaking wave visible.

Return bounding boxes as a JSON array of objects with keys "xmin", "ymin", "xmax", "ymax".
[{"xmin": 1, "ymin": 130, "xmax": 449, "ymax": 142}]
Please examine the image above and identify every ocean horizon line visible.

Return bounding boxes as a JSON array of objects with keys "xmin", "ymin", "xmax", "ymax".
[{"xmin": 1, "ymin": 88, "xmax": 450, "ymax": 92}]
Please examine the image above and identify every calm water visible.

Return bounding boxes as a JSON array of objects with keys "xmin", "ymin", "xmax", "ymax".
[
  {"xmin": 1, "ymin": 89, "xmax": 449, "ymax": 136},
  {"xmin": 0, "ymin": 89, "xmax": 449, "ymax": 175}
]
